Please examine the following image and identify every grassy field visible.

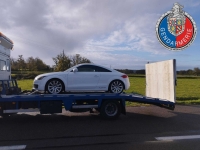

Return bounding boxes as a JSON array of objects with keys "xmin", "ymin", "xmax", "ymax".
[
  {"xmin": 17, "ymin": 76, "xmax": 200, "ymax": 104},
  {"xmin": 125, "ymin": 76, "xmax": 146, "ymax": 95},
  {"xmin": 17, "ymin": 79, "xmax": 33, "ymax": 91},
  {"xmin": 125, "ymin": 76, "xmax": 200, "ymax": 104}
]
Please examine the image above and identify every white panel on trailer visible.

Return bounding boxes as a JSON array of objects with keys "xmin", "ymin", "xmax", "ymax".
[{"xmin": 145, "ymin": 59, "xmax": 176, "ymax": 103}]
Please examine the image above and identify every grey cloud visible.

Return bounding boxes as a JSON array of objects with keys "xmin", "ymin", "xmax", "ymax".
[
  {"xmin": 0, "ymin": 0, "xmax": 193, "ymax": 68},
  {"xmin": 11, "ymin": 1, "xmax": 48, "ymax": 29},
  {"xmin": 0, "ymin": 0, "xmax": 48, "ymax": 29}
]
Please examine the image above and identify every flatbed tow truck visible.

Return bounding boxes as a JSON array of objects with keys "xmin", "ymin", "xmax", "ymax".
[
  {"xmin": 0, "ymin": 79, "xmax": 175, "ymax": 119},
  {"xmin": 0, "ymin": 32, "xmax": 175, "ymax": 119}
]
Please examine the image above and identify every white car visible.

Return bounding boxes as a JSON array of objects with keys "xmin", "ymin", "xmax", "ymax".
[{"xmin": 33, "ymin": 63, "xmax": 130, "ymax": 94}]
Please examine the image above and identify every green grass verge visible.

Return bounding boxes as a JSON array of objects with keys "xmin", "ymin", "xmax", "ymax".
[
  {"xmin": 17, "ymin": 79, "xmax": 33, "ymax": 91},
  {"xmin": 126, "ymin": 101, "xmax": 149, "ymax": 107},
  {"xmin": 124, "ymin": 76, "xmax": 146, "ymax": 95},
  {"xmin": 176, "ymin": 99, "xmax": 200, "ymax": 105}
]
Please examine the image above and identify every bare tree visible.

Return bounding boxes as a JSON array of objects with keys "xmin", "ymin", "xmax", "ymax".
[
  {"xmin": 17, "ymin": 55, "xmax": 26, "ymax": 72},
  {"xmin": 35, "ymin": 57, "xmax": 48, "ymax": 71},
  {"xmin": 52, "ymin": 51, "xmax": 91, "ymax": 71},
  {"xmin": 194, "ymin": 67, "xmax": 200, "ymax": 76},
  {"xmin": 70, "ymin": 54, "xmax": 91, "ymax": 67},
  {"xmin": 26, "ymin": 57, "xmax": 37, "ymax": 71},
  {"xmin": 10, "ymin": 58, "xmax": 18, "ymax": 71},
  {"xmin": 53, "ymin": 50, "xmax": 71, "ymax": 71}
]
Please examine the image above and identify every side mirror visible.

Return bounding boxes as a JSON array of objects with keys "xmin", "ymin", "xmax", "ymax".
[{"xmin": 72, "ymin": 68, "xmax": 78, "ymax": 72}]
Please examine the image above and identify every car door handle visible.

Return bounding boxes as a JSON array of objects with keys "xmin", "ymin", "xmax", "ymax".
[{"xmin": 94, "ymin": 75, "xmax": 99, "ymax": 77}]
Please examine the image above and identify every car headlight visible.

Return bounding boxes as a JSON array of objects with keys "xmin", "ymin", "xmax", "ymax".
[{"xmin": 37, "ymin": 76, "xmax": 46, "ymax": 80}]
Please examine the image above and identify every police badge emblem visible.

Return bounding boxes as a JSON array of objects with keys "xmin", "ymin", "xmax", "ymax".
[
  {"xmin": 168, "ymin": 3, "xmax": 185, "ymax": 36},
  {"xmin": 156, "ymin": 3, "xmax": 197, "ymax": 51}
]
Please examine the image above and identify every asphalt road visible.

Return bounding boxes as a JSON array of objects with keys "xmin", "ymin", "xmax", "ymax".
[{"xmin": 0, "ymin": 105, "xmax": 200, "ymax": 150}]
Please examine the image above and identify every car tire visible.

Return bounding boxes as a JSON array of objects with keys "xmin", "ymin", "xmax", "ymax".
[
  {"xmin": 100, "ymin": 100, "xmax": 121, "ymax": 119},
  {"xmin": 46, "ymin": 79, "xmax": 64, "ymax": 94},
  {"xmin": 109, "ymin": 80, "xmax": 124, "ymax": 94}
]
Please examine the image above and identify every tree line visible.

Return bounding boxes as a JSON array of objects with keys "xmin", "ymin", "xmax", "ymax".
[
  {"xmin": 52, "ymin": 51, "xmax": 91, "ymax": 71},
  {"xmin": 117, "ymin": 68, "xmax": 200, "ymax": 76},
  {"xmin": 116, "ymin": 69, "xmax": 145, "ymax": 74},
  {"xmin": 11, "ymin": 51, "xmax": 91, "ymax": 72},
  {"xmin": 177, "ymin": 68, "xmax": 200, "ymax": 76},
  {"xmin": 11, "ymin": 55, "xmax": 50, "ymax": 71},
  {"xmin": 10, "ymin": 50, "xmax": 200, "ymax": 75}
]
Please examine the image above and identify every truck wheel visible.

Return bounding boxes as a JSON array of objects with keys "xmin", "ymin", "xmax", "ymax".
[
  {"xmin": 100, "ymin": 100, "xmax": 121, "ymax": 119},
  {"xmin": 46, "ymin": 79, "xmax": 64, "ymax": 94}
]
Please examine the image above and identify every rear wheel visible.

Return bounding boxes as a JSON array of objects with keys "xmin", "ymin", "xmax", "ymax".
[
  {"xmin": 109, "ymin": 80, "xmax": 124, "ymax": 94},
  {"xmin": 46, "ymin": 79, "xmax": 64, "ymax": 94},
  {"xmin": 100, "ymin": 100, "xmax": 121, "ymax": 119}
]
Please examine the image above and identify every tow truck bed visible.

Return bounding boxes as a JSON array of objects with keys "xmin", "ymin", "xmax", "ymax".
[{"xmin": 0, "ymin": 92, "xmax": 175, "ymax": 119}]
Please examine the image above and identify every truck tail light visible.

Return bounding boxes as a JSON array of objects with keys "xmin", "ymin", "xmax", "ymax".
[{"xmin": 121, "ymin": 75, "xmax": 128, "ymax": 78}]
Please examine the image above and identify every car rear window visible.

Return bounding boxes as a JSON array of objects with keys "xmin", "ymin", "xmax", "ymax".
[
  {"xmin": 77, "ymin": 65, "xmax": 96, "ymax": 72},
  {"xmin": 95, "ymin": 66, "xmax": 112, "ymax": 72}
]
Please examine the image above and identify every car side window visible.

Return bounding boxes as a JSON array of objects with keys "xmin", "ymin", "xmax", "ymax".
[
  {"xmin": 95, "ymin": 66, "xmax": 112, "ymax": 72},
  {"xmin": 77, "ymin": 65, "xmax": 96, "ymax": 72}
]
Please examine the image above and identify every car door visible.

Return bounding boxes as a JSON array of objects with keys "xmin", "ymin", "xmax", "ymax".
[
  {"xmin": 67, "ymin": 65, "xmax": 100, "ymax": 91},
  {"xmin": 95, "ymin": 66, "xmax": 112, "ymax": 90}
]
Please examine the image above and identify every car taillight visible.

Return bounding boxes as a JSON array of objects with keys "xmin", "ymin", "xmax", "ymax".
[{"xmin": 121, "ymin": 75, "xmax": 128, "ymax": 78}]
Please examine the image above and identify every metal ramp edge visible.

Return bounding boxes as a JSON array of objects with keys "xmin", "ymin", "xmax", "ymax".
[{"xmin": 122, "ymin": 94, "xmax": 175, "ymax": 110}]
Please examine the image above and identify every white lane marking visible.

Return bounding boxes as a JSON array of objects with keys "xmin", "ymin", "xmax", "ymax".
[
  {"xmin": 156, "ymin": 135, "xmax": 200, "ymax": 141},
  {"xmin": 0, "ymin": 145, "xmax": 26, "ymax": 150}
]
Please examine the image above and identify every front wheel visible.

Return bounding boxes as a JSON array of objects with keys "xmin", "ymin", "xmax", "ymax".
[
  {"xmin": 109, "ymin": 80, "xmax": 124, "ymax": 94},
  {"xmin": 46, "ymin": 79, "xmax": 64, "ymax": 94},
  {"xmin": 100, "ymin": 100, "xmax": 121, "ymax": 119}
]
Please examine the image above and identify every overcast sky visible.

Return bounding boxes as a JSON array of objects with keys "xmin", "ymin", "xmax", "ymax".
[{"xmin": 1, "ymin": 0, "xmax": 199, "ymax": 70}]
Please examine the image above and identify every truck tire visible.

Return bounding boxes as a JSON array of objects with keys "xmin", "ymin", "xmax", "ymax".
[{"xmin": 100, "ymin": 100, "xmax": 121, "ymax": 119}]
